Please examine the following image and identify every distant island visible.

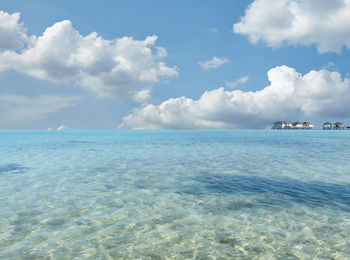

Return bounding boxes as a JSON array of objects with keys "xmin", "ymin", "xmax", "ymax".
[{"xmin": 272, "ymin": 121, "xmax": 350, "ymax": 130}]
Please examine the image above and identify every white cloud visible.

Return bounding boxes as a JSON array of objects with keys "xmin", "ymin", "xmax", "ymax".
[
  {"xmin": 233, "ymin": 0, "xmax": 350, "ymax": 53},
  {"xmin": 225, "ymin": 76, "xmax": 249, "ymax": 88},
  {"xmin": 120, "ymin": 65, "xmax": 350, "ymax": 129},
  {"xmin": 133, "ymin": 89, "xmax": 151, "ymax": 103},
  {"xmin": 56, "ymin": 125, "xmax": 68, "ymax": 130},
  {"xmin": 0, "ymin": 11, "xmax": 33, "ymax": 51},
  {"xmin": 199, "ymin": 56, "xmax": 230, "ymax": 69},
  {"xmin": 0, "ymin": 94, "xmax": 79, "ymax": 128},
  {"xmin": 211, "ymin": 28, "xmax": 218, "ymax": 33},
  {"xmin": 0, "ymin": 11, "xmax": 178, "ymax": 99}
]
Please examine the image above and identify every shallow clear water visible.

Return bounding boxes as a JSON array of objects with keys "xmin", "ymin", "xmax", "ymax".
[{"xmin": 1, "ymin": 130, "xmax": 350, "ymax": 259}]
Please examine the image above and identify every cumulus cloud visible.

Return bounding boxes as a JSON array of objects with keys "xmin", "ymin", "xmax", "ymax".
[
  {"xmin": 199, "ymin": 56, "xmax": 230, "ymax": 69},
  {"xmin": 120, "ymin": 65, "xmax": 350, "ymax": 129},
  {"xmin": 225, "ymin": 76, "xmax": 249, "ymax": 88},
  {"xmin": 233, "ymin": 0, "xmax": 350, "ymax": 53},
  {"xmin": 0, "ymin": 94, "xmax": 79, "ymax": 128},
  {"xmin": 0, "ymin": 11, "xmax": 34, "ymax": 51},
  {"xmin": 0, "ymin": 11, "xmax": 178, "ymax": 99}
]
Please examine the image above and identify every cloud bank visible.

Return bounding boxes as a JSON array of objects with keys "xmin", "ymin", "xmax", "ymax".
[
  {"xmin": 199, "ymin": 57, "xmax": 230, "ymax": 69},
  {"xmin": 120, "ymin": 66, "xmax": 350, "ymax": 129},
  {"xmin": 0, "ymin": 11, "xmax": 178, "ymax": 99},
  {"xmin": 0, "ymin": 94, "xmax": 80, "ymax": 128},
  {"xmin": 234, "ymin": 0, "xmax": 350, "ymax": 53}
]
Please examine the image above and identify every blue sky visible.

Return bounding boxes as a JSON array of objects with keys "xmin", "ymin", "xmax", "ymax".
[{"xmin": 1, "ymin": 0, "xmax": 350, "ymax": 129}]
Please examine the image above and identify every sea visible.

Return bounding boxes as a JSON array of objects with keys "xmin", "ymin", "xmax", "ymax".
[{"xmin": 0, "ymin": 130, "xmax": 350, "ymax": 259}]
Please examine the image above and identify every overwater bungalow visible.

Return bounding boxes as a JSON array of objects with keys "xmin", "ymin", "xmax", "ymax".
[
  {"xmin": 323, "ymin": 122, "xmax": 332, "ymax": 130},
  {"xmin": 289, "ymin": 121, "xmax": 314, "ymax": 129},
  {"xmin": 292, "ymin": 122, "xmax": 303, "ymax": 129},
  {"xmin": 272, "ymin": 121, "xmax": 291, "ymax": 129},
  {"xmin": 333, "ymin": 122, "xmax": 345, "ymax": 130},
  {"xmin": 272, "ymin": 121, "xmax": 348, "ymax": 130},
  {"xmin": 302, "ymin": 122, "xmax": 314, "ymax": 129}
]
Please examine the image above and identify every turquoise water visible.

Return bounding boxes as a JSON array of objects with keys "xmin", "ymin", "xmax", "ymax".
[{"xmin": 1, "ymin": 130, "xmax": 350, "ymax": 259}]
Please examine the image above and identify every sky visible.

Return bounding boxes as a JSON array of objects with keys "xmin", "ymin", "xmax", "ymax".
[{"xmin": 1, "ymin": 0, "xmax": 350, "ymax": 129}]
